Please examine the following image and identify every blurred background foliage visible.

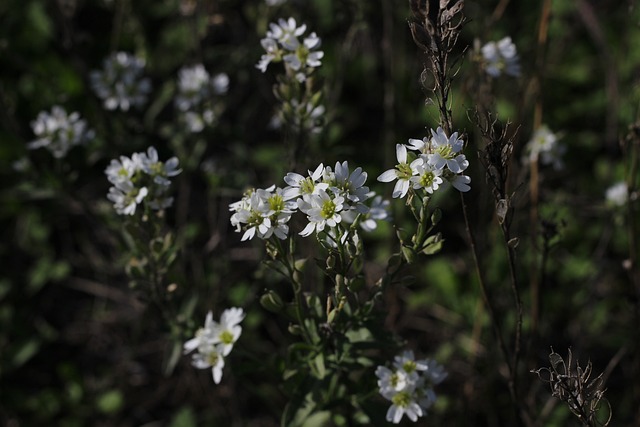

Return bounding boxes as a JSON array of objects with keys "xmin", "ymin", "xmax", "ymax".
[{"xmin": 1, "ymin": 0, "xmax": 640, "ymax": 425}]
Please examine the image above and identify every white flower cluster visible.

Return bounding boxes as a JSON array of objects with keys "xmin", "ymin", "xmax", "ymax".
[
  {"xmin": 90, "ymin": 51, "xmax": 152, "ymax": 111},
  {"xmin": 28, "ymin": 106, "xmax": 95, "ymax": 158},
  {"xmin": 229, "ymin": 162, "xmax": 391, "ymax": 241},
  {"xmin": 524, "ymin": 125, "xmax": 565, "ymax": 169},
  {"xmin": 481, "ymin": 36, "xmax": 520, "ymax": 78},
  {"xmin": 104, "ymin": 147, "xmax": 181, "ymax": 215},
  {"xmin": 175, "ymin": 64, "xmax": 229, "ymax": 133},
  {"xmin": 256, "ymin": 17, "xmax": 324, "ymax": 82},
  {"xmin": 377, "ymin": 127, "xmax": 471, "ymax": 198},
  {"xmin": 375, "ymin": 351, "xmax": 447, "ymax": 424},
  {"xmin": 183, "ymin": 308, "xmax": 245, "ymax": 384}
]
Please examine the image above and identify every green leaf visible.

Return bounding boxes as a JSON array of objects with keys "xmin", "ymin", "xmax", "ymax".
[
  {"xmin": 310, "ymin": 353, "xmax": 326, "ymax": 379},
  {"xmin": 301, "ymin": 411, "xmax": 332, "ymax": 427}
]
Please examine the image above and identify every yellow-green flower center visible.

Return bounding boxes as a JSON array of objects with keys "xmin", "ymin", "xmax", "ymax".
[
  {"xmin": 397, "ymin": 163, "xmax": 413, "ymax": 180},
  {"xmin": 436, "ymin": 144, "xmax": 454, "ymax": 160},
  {"xmin": 269, "ymin": 194, "xmax": 285, "ymax": 212},
  {"xmin": 207, "ymin": 351, "xmax": 220, "ymax": 366},
  {"xmin": 321, "ymin": 199, "xmax": 337, "ymax": 219},
  {"xmin": 419, "ymin": 172, "xmax": 435, "ymax": 188},
  {"xmin": 391, "ymin": 391, "xmax": 412, "ymax": 408},
  {"xmin": 300, "ymin": 177, "xmax": 315, "ymax": 194},
  {"xmin": 219, "ymin": 330, "xmax": 235, "ymax": 345}
]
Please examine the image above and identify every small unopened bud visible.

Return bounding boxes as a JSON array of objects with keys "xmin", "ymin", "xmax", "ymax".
[{"xmin": 260, "ymin": 290, "xmax": 284, "ymax": 313}]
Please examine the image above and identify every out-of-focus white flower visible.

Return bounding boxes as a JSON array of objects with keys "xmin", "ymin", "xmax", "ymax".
[
  {"xmin": 481, "ymin": 36, "xmax": 520, "ymax": 78},
  {"xmin": 175, "ymin": 64, "xmax": 228, "ymax": 133},
  {"xmin": 105, "ymin": 146, "xmax": 181, "ymax": 215},
  {"xmin": 183, "ymin": 308, "xmax": 245, "ymax": 384},
  {"xmin": 376, "ymin": 351, "xmax": 447, "ymax": 424},
  {"xmin": 256, "ymin": 17, "xmax": 324, "ymax": 80},
  {"xmin": 605, "ymin": 181, "xmax": 628, "ymax": 207},
  {"xmin": 90, "ymin": 52, "xmax": 151, "ymax": 111},
  {"xmin": 211, "ymin": 307, "xmax": 246, "ymax": 356},
  {"xmin": 175, "ymin": 64, "xmax": 211, "ymax": 112},
  {"xmin": 525, "ymin": 125, "xmax": 565, "ymax": 169},
  {"xmin": 27, "ymin": 106, "xmax": 95, "ymax": 158},
  {"xmin": 107, "ymin": 181, "xmax": 148, "ymax": 216},
  {"xmin": 267, "ymin": 17, "xmax": 307, "ymax": 50},
  {"xmin": 190, "ymin": 342, "xmax": 226, "ymax": 384},
  {"xmin": 265, "ymin": 0, "xmax": 287, "ymax": 5}
]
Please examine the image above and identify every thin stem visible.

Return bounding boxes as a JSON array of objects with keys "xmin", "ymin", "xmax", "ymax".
[
  {"xmin": 460, "ymin": 192, "xmax": 518, "ymax": 407},
  {"xmin": 500, "ymin": 222, "xmax": 523, "ymax": 408}
]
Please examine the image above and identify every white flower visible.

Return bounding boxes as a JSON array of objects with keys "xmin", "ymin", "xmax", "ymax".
[
  {"xmin": 385, "ymin": 391, "xmax": 424, "ymax": 423},
  {"xmin": 376, "ymin": 366, "xmax": 413, "ymax": 395},
  {"xmin": 257, "ymin": 38, "xmax": 280, "ymax": 72},
  {"xmin": 377, "ymin": 144, "xmax": 422, "ymax": 198},
  {"xmin": 139, "ymin": 146, "xmax": 182, "ymax": 187},
  {"xmin": 90, "ymin": 52, "xmax": 151, "ymax": 111},
  {"xmin": 283, "ymin": 163, "xmax": 329, "ymax": 198},
  {"xmin": 525, "ymin": 125, "xmax": 565, "ymax": 169},
  {"xmin": 376, "ymin": 351, "xmax": 447, "ymax": 424},
  {"xmin": 410, "ymin": 161, "xmax": 444, "ymax": 194},
  {"xmin": 212, "ymin": 73, "xmax": 230, "ymax": 95},
  {"xmin": 184, "ymin": 308, "xmax": 245, "ymax": 383},
  {"xmin": 107, "ymin": 181, "xmax": 148, "ymax": 215},
  {"xmin": 256, "ymin": 185, "xmax": 298, "ymax": 239},
  {"xmin": 447, "ymin": 173, "xmax": 471, "ymax": 193},
  {"xmin": 423, "ymin": 359, "xmax": 448, "ymax": 385},
  {"xmin": 190, "ymin": 342, "xmax": 226, "ymax": 384},
  {"xmin": 257, "ymin": 18, "xmax": 323, "ymax": 79},
  {"xmin": 229, "ymin": 186, "xmax": 296, "ymax": 240},
  {"xmin": 183, "ymin": 310, "xmax": 217, "ymax": 354},
  {"xmin": 104, "ymin": 155, "xmax": 141, "ymax": 186},
  {"xmin": 426, "ymin": 127, "xmax": 468, "ymax": 174},
  {"xmin": 175, "ymin": 64, "xmax": 211, "ymax": 111},
  {"xmin": 28, "ymin": 106, "xmax": 94, "ymax": 158},
  {"xmin": 331, "ymin": 161, "xmax": 370, "ymax": 207},
  {"xmin": 229, "ymin": 190, "xmax": 272, "ymax": 241},
  {"xmin": 298, "ymin": 189, "xmax": 345, "ymax": 237},
  {"xmin": 605, "ymin": 181, "xmax": 628, "ymax": 207},
  {"xmin": 105, "ymin": 147, "xmax": 180, "ymax": 215},
  {"xmin": 481, "ymin": 36, "xmax": 520, "ymax": 78},
  {"xmin": 267, "ymin": 17, "xmax": 306, "ymax": 50},
  {"xmin": 211, "ymin": 307, "xmax": 245, "ymax": 356}
]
